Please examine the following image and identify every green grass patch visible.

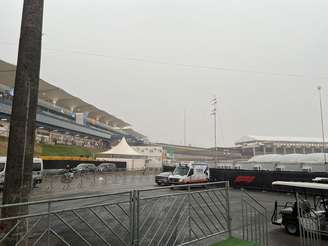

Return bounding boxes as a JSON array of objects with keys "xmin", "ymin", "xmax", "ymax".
[
  {"xmin": 40, "ymin": 144, "xmax": 102, "ymax": 157},
  {"xmin": 0, "ymin": 137, "xmax": 104, "ymax": 157},
  {"xmin": 211, "ymin": 237, "xmax": 259, "ymax": 246},
  {"xmin": 0, "ymin": 136, "xmax": 42, "ymax": 156}
]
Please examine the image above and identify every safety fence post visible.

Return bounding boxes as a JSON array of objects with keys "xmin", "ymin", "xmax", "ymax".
[
  {"xmin": 188, "ymin": 184, "xmax": 191, "ymax": 241},
  {"xmin": 129, "ymin": 191, "xmax": 134, "ymax": 246},
  {"xmin": 225, "ymin": 181, "xmax": 232, "ymax": 237},
  {"xmin": 47, "ymin": 201, "xmax": 51, "ymax": 246},
  {"xmin": 135, "ymin": 190, "xmax": 140, "ymax": 246}
]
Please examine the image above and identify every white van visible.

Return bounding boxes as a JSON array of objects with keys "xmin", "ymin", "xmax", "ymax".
[
  {"xmin": 0, "ymin": 157, "xmax": 44, "ymax": 189},
  {"xmin": 168, "ymin": 162, "xmax": 210, "ymax": 185}
]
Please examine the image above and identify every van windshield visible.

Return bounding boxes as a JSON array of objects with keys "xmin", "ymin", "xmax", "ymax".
[
  {"xmin": 0, "ymin": 163, "xmax": 4, "ymax": 172},
  {"xmin": 32, "ymin": 163, "xmax": 41, "ymax": 172},
  {"xmin": 173, "ymin": 166, "xmax": 189, "ymax": 176}
]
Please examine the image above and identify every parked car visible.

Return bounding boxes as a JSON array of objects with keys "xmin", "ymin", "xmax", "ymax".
[
  {"xmin": 155, "ymin": 172, "xmax": 172, "ymax": 185},
  {"xmin": 97, "ymin": 163, "xmax": 117, "ymax": 172},
  {"xmin": 0, "ymin": 157, "xmax": 44, "ymax": 190},
  {"xmin": 73, "ymin": 163, "xmax": 97, "ymax": 173}
]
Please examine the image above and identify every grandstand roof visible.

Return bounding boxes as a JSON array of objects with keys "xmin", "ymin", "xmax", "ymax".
[
  {"xmin": 0, "ymin": 60, "xmax": 129, "ymax": 128},
  {"xmin": 120, "ymin": 127, "xmax": 147, "ymax": 140},
  {"xmin": 236, "ymin": 135, "xmax": 324, "ymax": 144}
]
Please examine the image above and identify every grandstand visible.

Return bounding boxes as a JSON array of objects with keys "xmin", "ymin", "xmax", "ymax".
[{"xmin": 0, "ymin": 60, "xmax": 148, "ymax": 149}]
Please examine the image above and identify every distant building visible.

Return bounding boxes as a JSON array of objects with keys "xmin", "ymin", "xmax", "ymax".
[
  {"xmin": 236, "ymin": 135, "xmax": 327, "ymax": 157},
  {"xmin": 159, "ymin": 143, "xmax": 243, "ymax": 162},
  {"xmin": 132, "ymin": 146, "xmax": 163, "ymax": 169}
]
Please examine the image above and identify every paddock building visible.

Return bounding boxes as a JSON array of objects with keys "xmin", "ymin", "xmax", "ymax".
[{"xmin": 236, "ymin": 135, "xmax": 327, "ymax": 157}]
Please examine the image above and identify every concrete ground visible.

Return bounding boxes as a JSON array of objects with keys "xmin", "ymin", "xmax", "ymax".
[{"xmin": 4, "ymin": 172, "xmax": 328, "ymax": 246}]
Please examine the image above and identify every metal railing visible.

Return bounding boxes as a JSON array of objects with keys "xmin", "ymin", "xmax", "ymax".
[
  {"xmin": 241, "ymin": 189, "xmax": 268, "ymax": 246},
  {"xmin": 0, "ymin": 181, "xmax": 231, "ymax": 246},
  {"xmin": 136, "ymin": 181, "xmax": 231, "ymax": 246},
  {"xmin": 0, "ymin": 191, "xmax": 132, "ymax": 245},
  {"xmin": 39, "ymin": 170, "xmax": 158, "ymax": 195}
]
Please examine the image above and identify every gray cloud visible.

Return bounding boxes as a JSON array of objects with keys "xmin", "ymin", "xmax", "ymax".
[{"xmin": 1, "ymin": 0, "xmax": 328, "ymax": 146}]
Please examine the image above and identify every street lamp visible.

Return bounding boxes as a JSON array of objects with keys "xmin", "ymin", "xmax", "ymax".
[
  {"xmin": 317, "ymin": 86, "xmax": 327, "ymax": 164},
  {"xmin": 210, "ymin": 96, "xmax": 217, "ymax": 164}
]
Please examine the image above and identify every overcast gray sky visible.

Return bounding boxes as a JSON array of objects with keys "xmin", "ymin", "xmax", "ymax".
[{"xmin": 1, "ymin": 0, "xmax": 328, "ymax": 147}]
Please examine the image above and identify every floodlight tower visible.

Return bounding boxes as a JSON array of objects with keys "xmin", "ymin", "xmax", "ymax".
[{"xmin": 183, "ymin": 109, "xmax": 186, "ymax": 146}]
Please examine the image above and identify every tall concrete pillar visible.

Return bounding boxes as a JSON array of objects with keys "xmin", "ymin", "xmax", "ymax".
[
  {"xmin": 253, "ymin": 147, "xmax": 256, "ymax": 156},
  {"xmin": 263, "ymin": 146, "xmax": 266, "ymax": 155},
  {"xmin": 283, "ymin": 147, "xmax": 287, "ymax": 155}
]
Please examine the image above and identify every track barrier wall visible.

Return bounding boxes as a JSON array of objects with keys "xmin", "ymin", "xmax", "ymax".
[{"xmin": 163, "ymin": 166, "xmax": 328, "ymax": 192}]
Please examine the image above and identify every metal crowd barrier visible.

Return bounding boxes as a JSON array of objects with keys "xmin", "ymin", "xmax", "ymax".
[
  {"xmin": 0, "ymin": 181, "xmax": 232, "ymax": 246},
  {"xmin": 241, "ymin": 188, "xmax": 268, "ymax": 246},
  {"xmin": 0, "ymin": 191, "xmax": 132, "ymax": 245},
  {"xmin": 38, "ymin": 169, "xmax": 159, "ymax": 194},
  {"xmin": 136, "ymin": 181, "xmax": 231, "ymax": 246},
  {"xmin": 296, "ymin": 193, "xmax": 321, "ymax": 246}
]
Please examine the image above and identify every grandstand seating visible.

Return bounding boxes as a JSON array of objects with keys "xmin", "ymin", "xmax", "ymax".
[
  {"xmin": 0, "ymin": 59, "xmax": 150, "ymax": 150},
  {"xmin": 0, "ymin": 82, "xmax": 145, "ymax": 148}
]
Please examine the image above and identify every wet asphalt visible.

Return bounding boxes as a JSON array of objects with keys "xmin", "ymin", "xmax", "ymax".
[{"xmin": 7, "ymin": 172, "xmax": 328, "ymax": 245}]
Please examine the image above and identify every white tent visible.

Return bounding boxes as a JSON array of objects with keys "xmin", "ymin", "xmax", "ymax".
[
  {"xmin": 97, "ymin": 137, "xmax": 146, "ymax": 170},
  {"xmin": 101, "ymin": 137, "xmax": 141, "ymax": 156}
]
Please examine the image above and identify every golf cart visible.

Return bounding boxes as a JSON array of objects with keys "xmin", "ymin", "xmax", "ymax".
[
  {"xmin": 271, "ymin": 181, "xmax": 328, "ymax": 236},
  {"xmin": 313, "ymin": 177, "xmax": 328, "ymax": 184}
]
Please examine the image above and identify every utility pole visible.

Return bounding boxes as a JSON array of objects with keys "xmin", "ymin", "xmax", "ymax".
[
  {"xmin": 183, "ymin": 109, "xmax": 186, "ymax": 146},
  {"xmin": 317, "ymin": 86, "xmax": 327, "ymax": 164},
  {"xmin": 2, "ymin": 0, "xmax": 44, "ymax": 244},
  {"xmin": 211, "ymin": 96, "xmax": 217, "ymax": 165}
]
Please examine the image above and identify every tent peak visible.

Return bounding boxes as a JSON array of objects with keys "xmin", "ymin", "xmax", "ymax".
[{"xmin": 101, "ymin": 137, "xmax": 142, "ymax": 156}]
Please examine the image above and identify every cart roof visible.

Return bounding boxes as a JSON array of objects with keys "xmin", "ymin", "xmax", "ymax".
[
  {"xmin": 313, "ymin": 177, "xmax": 328, "ymax": 182},
  {"xmin": 272, "ymin": 181, "xmax": 328, "ymax": 190}
]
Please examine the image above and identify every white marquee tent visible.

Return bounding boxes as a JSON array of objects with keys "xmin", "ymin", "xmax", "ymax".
[
  {"xmin": 101, "ymin": 137, "xmax": 142, "ymax": 156},
  {"xmin": 97, "ymin": 137, "xmax": 147, "ymax": 170}
]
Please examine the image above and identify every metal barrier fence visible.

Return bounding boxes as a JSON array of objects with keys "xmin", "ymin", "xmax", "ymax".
[
  {"xmin": 0, "ymin": 181, "xmax": 231, "ymax": 246},
  {"xmin": 241, "ymin": 189, "xmax": 268, "ymax": 246},
  {"xmin": 0, "ymin": 192, "xmax": 133, "ymax": 246},
  {"xmin": 136, "ymin": 182, "xmax": 231, "ymax": 246},
  {"xmin": 39, "ymin": 170, "xmax": 158, "ymax": 194},
  {"xmin": 296, "ymin": 193, "xmax": 321, "ymax": 246}
]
